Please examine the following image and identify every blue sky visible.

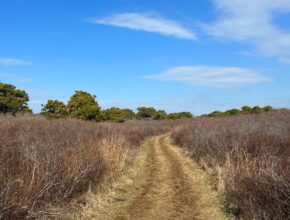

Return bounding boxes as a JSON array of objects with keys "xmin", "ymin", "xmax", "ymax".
[{"xmin": 1, "ymin": 0, "xmax": 290, "ymax": 115}]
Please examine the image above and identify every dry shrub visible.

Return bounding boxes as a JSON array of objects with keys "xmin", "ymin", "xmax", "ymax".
[
  {"xmin": 0, "ymin": 115, "xmax": 170, "ymax": 219},
  {"xmin": 171, "ymin": 111, "xmax": 290, "ymax": 219}
]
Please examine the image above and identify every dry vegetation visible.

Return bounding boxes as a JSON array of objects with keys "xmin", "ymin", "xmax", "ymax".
[
  {"xmin": 0, "ymin": 115, "xmax": 172, "ymax": 219},
  {"xmin": 172, "ymin": 111, "xmax": 290, "ymax": 219},
  {"xmin": 1, "ymin": 111, "xmax": 289, "ymax": 220}
]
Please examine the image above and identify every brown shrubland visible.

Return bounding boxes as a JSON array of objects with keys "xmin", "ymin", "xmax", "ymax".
[
  {"xmin": 0, "ymin": 115, "xmax": 171, "ymax": 219},
  {"xmin": 1, "ymin": 112, "xmax": 289, "ymax": 220},
  {"xmin": 171, "ymin": 111, "xmax": 290, "ymax": 219}
]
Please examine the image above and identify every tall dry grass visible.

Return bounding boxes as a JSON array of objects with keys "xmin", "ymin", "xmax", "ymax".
[
  {"xmin": 0, "ymin": 115, "xmax": 171, "ymax": 219},
  {"xmin": 172, "ymin": 111, "xmax": 290, "ymax": 219}
]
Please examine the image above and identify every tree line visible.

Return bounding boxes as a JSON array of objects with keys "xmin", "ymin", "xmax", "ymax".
[
  {"xmin": 41, "ymin": 91, "xmax": 193, "ymax": 122},
  {"xmin": 0, "ymin": 82, "xmax": 193, "ymax": 122},
  {"xmin": 205, "ymin": 105, "xmax": 275, "ymax": 117}
]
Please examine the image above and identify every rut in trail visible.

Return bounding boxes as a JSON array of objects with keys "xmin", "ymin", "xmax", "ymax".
[{"xmin": 81, "ymin": 135, "xmax": 227, "ymax": 220}]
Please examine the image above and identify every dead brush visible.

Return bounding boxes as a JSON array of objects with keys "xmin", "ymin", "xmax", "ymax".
[
  {"xmin": 171, "ymin": 111, "xmax": 290, "ymax": 219},
  {"xmin": 0, "ymin": 115, "xmax": 171, "ymax": 219}
]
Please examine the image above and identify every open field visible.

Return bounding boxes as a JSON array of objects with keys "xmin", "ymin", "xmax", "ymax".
[{"xmin": 0, "ymin": 112, "xmax": 289, "ymax": 219}]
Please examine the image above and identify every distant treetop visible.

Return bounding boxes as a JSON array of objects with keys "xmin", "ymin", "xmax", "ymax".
[{"xmin": 207, "ymin": 105, "xmax": 275, "ymax": 117}]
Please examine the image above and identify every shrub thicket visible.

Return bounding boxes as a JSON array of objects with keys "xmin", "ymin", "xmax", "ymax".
[
  {"xmin": 171, "ymin": 111, "xmax": 290, "ymax": 219},
  {"xmin": 0, "ymin": 115, "xmax": 172, "ymax": 219},
  {"xmin": 207, "ymin": 105, "xmax": 275, "ymax": 117},
  {"xmin": 99, "ymin": 107, "xmax": 136, "ymax": 122},
  {"xmin": 168, "ymin": 111, "xmax": 193, "ymax": 119},
  {"xmin": 41, "ymin": 100, "xmax": 68, "ymax": 119}
]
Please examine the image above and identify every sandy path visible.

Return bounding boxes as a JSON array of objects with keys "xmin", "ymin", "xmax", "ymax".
[{"xmin": 81, "ymin": 135, "xmax": 227, "ymax": 220}]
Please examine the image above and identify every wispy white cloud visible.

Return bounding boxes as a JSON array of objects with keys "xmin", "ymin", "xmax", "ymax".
[
  {"xmin": 237, "ymin": 51, "xmax": 257, "ymax": 57},
  {"xmin": 0, "ymin": 58, "xmax": 32, "ymax": 66},
  {"xmin": 144, "ymin": 66, "xmax": 271, "ymax": 87},
  {"xmin": 18, "ymin": 78, "xmax": 33, "ymax": 83},
  {"xmin": 205, "ymin": 0, "xmax": 290, "ymax": 63},
  {"xmin": 0, "ymin": 73, "xmax": 33, "ymax": 83},
  {"xmin": 90, "ymin": 12, "xmax": 196, "ymax": 40}
]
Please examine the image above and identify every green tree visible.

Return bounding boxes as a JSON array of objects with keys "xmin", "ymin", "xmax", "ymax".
[
  {"xmin": 102, "ymin": 107, "xmax": 126, "ymax": 122},
  {"xmin": 67, "ymin": 91, "xmax": 100, "ymax": 120},
  {"xmin": 41, "ymin": 100, "xmax": 68, "ymax": 119},
  {"xmin": 136, "ymin": 107, "xmax": 157, "ymax": 119},
  {"xmin": 168, "ymin": 113, "xmax": 177, "ymax": 119},
  {"xmin": 97, "ymin": 110, "xmax": 108, "ymax": 121},
  {"xmin": 241, "ymin": 106, "xmax": 252, "ymax": 113},
  {"xmin": 207, "ymin": 111, "xmax": 224, "ymax": 117},
  {"xmin": 154, "ymin": 110, "xmax": 168, "ymax": 120},
  {"xmin": 225, "ymin": 109, "xmax": 240, "ymax": 116},
  {"xmin": 122, "ymin": 108, "xmax": 136, "ymax": 120},
  {"xmin": 168, "ymin": 112, "xmax": 193, "ymax": 119},
  {"xmin": 99, "ymin": 108, "xmax": 136, "ymax": 122},
  {"xmin": 0, "ymin": 82, "xmax": 32, "ymax": 115},
  {"xmin": 251, "ymin": 106, "xmax": 263, "ymax": 114},
  {"xmin": 263, "ymin": 106, "xmax": 273, "ymax": 112}
]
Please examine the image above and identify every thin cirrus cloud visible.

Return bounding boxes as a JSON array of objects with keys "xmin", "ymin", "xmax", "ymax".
[
  {"xmin": 90, "ymin": 13, "xmax": 196, "ymax": 40},
  {"xmin": 0, "ymin": 73, "xmax": 32, "ymax": 83},
  {"xmin": 0, "ymin": 58, "xmax": 32, "ymax": 66},
  {"xmin": 144, "ymin": 66, "xmax": 272, "ymax": 87},
  {"xmin": 204, "ymin": 0, "xmax": 290, "ymax": 63}
]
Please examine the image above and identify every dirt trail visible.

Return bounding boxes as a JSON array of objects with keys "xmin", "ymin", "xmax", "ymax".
[{"xmin": 81, "ymin": 135, "xmax": 227, "ymax": 220}]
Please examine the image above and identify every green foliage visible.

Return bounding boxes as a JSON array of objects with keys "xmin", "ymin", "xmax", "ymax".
[
  {"xmin": 241, "ymin": 106, "xmax": 252, "ymax": 113},
  {"xmin": 225, "ymin": 109, "xmax": 240, "ymax": 116},
  {"xmin": 208, "ymin": 105, "xmax": 275, "ymax": 117},
  {"xmin": 98, "ymin": 108, "xmax": 136, "ymax": 122},
  {"xmin": 67, "ymin": 91, "xmax": 100, "ymax": 120},
  {"xmin": 0, "ymin": 82, "xmax": 32, "ymax": 115},
  {"xmin": 41, "ymin": 100, "xmax": 68, "ymax": 119},
  {"xmin": 122, "ymin": 108, "xmax": 136, "ymax": 120},
  {"xmin": 251, "ymin": 106, "xmax": 263, "ymax": 114},
  {"xmin": 208, "ymin": 111, "xmax": 225, "ymax": 117},
  {"xmin": 98, "ymin": 110, "xmax": 108, "ymax": 122},
  {"xmin": 263, "ymin": 106, "xmax": 274, "ymax": 112},
  {"xmin": 136, "ymin": 107, "xmax": 157, "ymax": 119},
  {"xmin": 154, "ymin": 110, "xmax": 168, "ymax": 120},
  {"xmin": 100, "ymin": 107, "xmax": 126, "ymax": 122},
  {"xmin": 168, "ymin": 113, "xmax": 177, "ymax": 119},
  {"xmin": 136, "ymin": 107, "xmax": 170, "ymax": 120},
  {"xmin": 168, "ymin": 112, "xmax": 193, "ymax": 119}
]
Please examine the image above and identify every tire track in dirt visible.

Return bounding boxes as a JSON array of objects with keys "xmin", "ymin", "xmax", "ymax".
[
  {"xmin": 80, "ymin": 135, "xmax": 228, "ymax": 220},
  {"xmin": 157, "ymin": 136, "xmax": 197, "ymax": 219},
  {"xmin": 123, "ymin": 137, "xmax": 160, "ymax": 219}
]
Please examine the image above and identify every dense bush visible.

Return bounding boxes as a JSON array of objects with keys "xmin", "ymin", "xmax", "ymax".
[
  {"xmin": 206, "ymin": 105, "xmax": 275, "ymax": 117},
  {"xmin": 99, "ymin": 107, "xmax": 136, "ymax": 122},
  {"xmin": 0, "ymin": 82, "xmax": 32, "ymax": 115},
  {"xmin": 171, "ymin": 111, "xmax": 290, "ymax": 219},
  {"xmin": 136, "ymin": 107, "xmax": 158, "ymax": 119},
  {"xmin": 0, "ymin": 115, "xmax": 171, "ymax": 219},
  {"xmin": 41, "ymin": 100, "xmax": 68, "ymax": 119},
  {"xmin": 168, "ymin": 111, "xmax": 193, "ymax": 119}
]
